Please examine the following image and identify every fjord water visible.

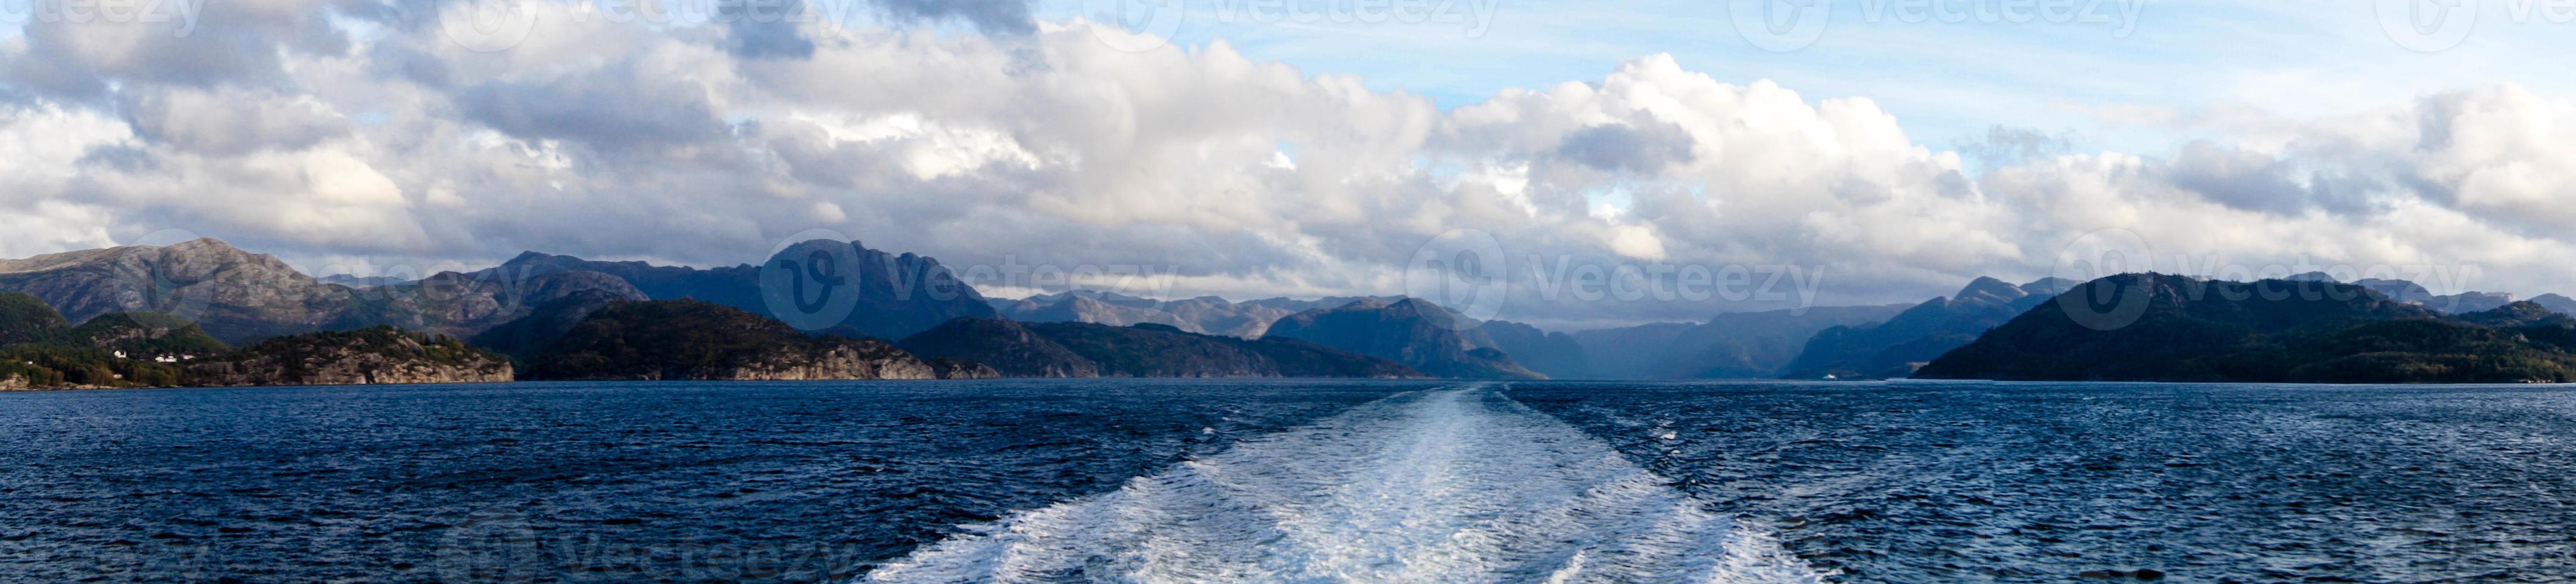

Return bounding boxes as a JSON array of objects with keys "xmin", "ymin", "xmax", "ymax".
[{"xmin": 1, "ymin": 381, "xmax": 2570, "ymax": 582}]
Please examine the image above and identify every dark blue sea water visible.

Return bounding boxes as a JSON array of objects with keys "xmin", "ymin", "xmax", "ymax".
[{"xmin": 2, "ymin": 380, "xmax": 2572, "ymax": 582}]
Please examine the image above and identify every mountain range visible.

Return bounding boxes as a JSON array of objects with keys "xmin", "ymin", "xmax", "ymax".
[
  {"xmin": 0, "ymin": 238, "xmax": 997, "ymax": 347},
  {"xmin": 0, "ymin": 238, "xmax": 647, "ymax": 344},
  {"xmin": 11, "ymin": 237, "xmax": 2576, "ymax": 387},
  {"xmin": 468, "ymin": 240, "xmax": 997, "ymax": 341}
]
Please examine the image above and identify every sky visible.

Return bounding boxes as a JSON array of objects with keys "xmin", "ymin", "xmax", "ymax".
[{"xmin": 1, "ymin": 0, "xmax": 2572, "ymax": 329}]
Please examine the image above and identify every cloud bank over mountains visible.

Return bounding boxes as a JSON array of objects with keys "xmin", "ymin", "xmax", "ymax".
[{"xmin": 1, "ymin": 1, "xmax": 2571, "ymax": 326}]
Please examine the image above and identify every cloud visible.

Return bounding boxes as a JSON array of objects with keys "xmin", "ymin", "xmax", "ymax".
[
  {"xmin": 1, "ymin": 10, "xmax": 2574, "ymax": 326},
  {"xmin": 874, "ymin": 0, "xmax": 1035, "ymax": 35}
]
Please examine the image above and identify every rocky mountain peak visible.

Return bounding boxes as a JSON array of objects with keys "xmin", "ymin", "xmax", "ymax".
[{"xmin": 1953, "ymin": 277, "xmax": 2028, "ymax": 305}]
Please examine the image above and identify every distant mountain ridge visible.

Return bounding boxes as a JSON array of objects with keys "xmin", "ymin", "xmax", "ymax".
[
  {"xmin": 1780, "ymin": 277, "xmax": 2075, "ymax": 379},
  {"xmin": 992, "ymin": 290, "xmax": 1393, "ymax": 338},
  {"xmin": 1573, "ymin": 304, "xmax": 1913, "ymax": 379},
  {"xmin": 2284, "ymin": 271, "xmax": 2520, "ymax": 313},
  {"xmin": 1260, "ymin": 298, "xmax": 1545, "ymax": 380}
]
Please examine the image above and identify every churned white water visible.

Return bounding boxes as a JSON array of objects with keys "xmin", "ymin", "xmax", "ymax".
[{"xmin": 869, "ymin": 384, "xmax": 1826, "ymax": 583}]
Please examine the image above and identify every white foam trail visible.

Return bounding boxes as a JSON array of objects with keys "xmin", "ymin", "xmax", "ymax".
[{"xmin": 869, "ymin": 384, "xmax": 1826, "ymax": 583}]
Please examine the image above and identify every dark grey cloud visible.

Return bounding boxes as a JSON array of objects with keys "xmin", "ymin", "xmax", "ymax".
[
  {"xmin": 75, "ymin": 144, "xmax": 160, "ymax": 173},
  {"xmin": 1556, "ymin": 119, "xmax": 1696, "ymax": 174},
  {"xmin": 366, "ymin": 42, "xmax": 453, "ymax": 89},
  {"xmin": 0, "ymin": 2, "xmax": 351, "ymax": 103},
  {"xmin": 456, "ymin": 71, "xmax": 731, "ymax": 150},
  {"xmin": 2166, "ymin": 140, "xmax": 2318, "ymax": 216},
  {"xmin": 723, "ymin": 0, "xmax": 818, "ymax": 59},
  {"xmin": 877, "ymin": 0, "xmax": 1036, "ymax": 35}
]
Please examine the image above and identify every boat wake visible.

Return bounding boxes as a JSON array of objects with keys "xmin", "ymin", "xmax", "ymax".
[{"xmin": 868, "ymin": 384, "xmax": 1826, "ymax": 583}]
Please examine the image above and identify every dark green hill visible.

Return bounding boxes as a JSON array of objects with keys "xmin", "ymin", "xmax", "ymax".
[
  {"xmin": 1916, "ymin": 274, "xmax": 2576, "ymax": 383},
  {"xmin": 0, "ymin": 292, "xmax": 69, "ymax": 346},
  {"xmin": 899, "ymin": 317, "xmax": 1420, "ymax": 378},
  {"xmin": 524, "ymin": 300, "xmax": 947, "ymax": 381},
  {"xmin": 1, "ymin": 344, "xmax": 188, "ymax": 389},
  {"xmin": 467, "ymin": 290, "xmax": 633, "ymax": 360},
  {"xmin": 61, "ymin": 312, "xmax": 229, "ymax": 356},
  {"xmin": 897, "ymin": 317, "xmax": 1099, "ymax": 377}
]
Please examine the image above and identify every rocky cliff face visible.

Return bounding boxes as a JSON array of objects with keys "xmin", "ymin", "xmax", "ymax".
[
  {"xmin": 704, "ymin": 339, "xmax": 939, "ymax": 381},
  {"xmin": 924, "ymin": 358, "xmax": 1001, "ymax": 380},
  {"xmin": 187, "ymin": 327, "xmax": 514, "ymax": 387}
]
